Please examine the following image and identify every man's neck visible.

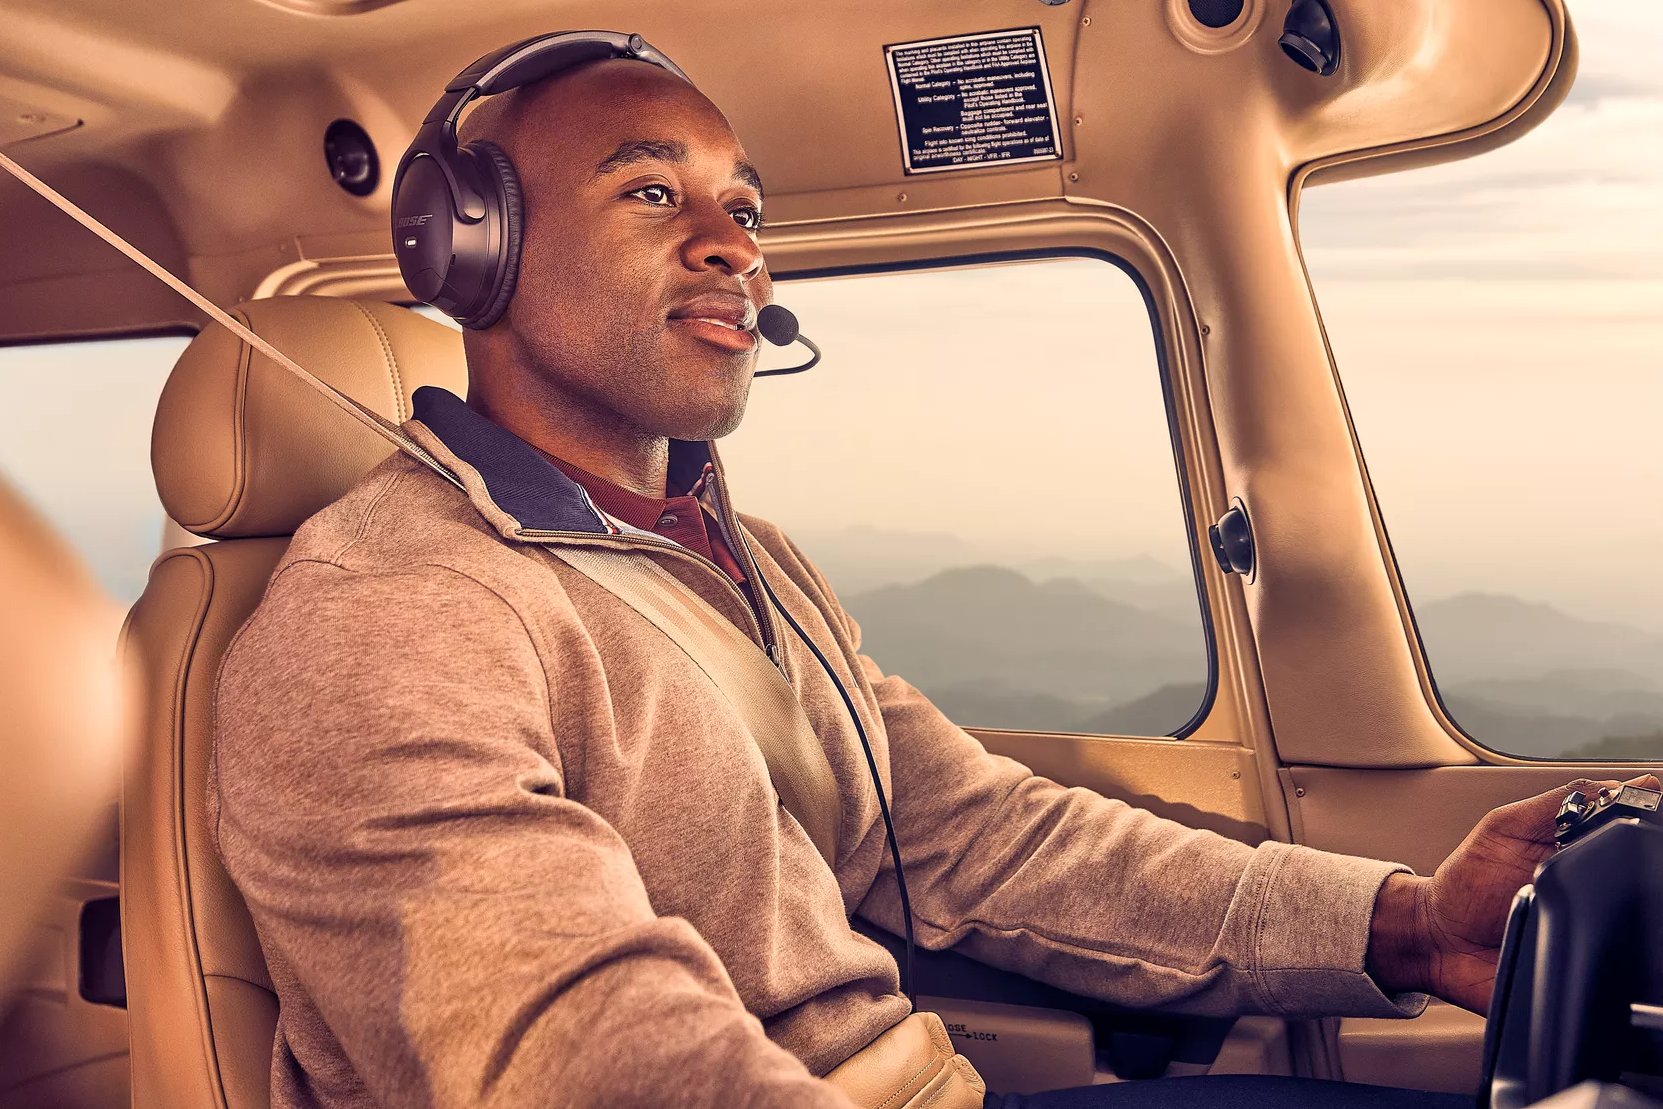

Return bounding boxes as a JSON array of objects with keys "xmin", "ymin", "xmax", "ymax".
[{"xmin": 464, "ymin": 372, "xmax": 670, "ymax": 500}]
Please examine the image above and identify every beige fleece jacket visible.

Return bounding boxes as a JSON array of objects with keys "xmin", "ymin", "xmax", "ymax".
[{"xmin": 208, "ymin": 387, "xmax": 1427, "ymax": 1108}]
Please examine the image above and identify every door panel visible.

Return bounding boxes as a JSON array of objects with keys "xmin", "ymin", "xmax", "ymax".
[
  {"xmin": 972, "ymin": 731, "xmax": 1269, "ymax": 845},
  {"xmin": 1282, "ymin": 764, "xmax": 1661, "ymax": 876}
]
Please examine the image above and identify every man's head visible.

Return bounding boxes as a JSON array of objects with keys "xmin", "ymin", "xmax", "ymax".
[{"xmin": 459, "ymin": 57, "xmax": 771, "ymax": 444}]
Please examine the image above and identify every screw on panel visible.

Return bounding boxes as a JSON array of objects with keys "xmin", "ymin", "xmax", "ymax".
[
  {"xmin": 1068, "ymin": 172, "xmax": 1079, "ymax": 182},
  {"xmin": 1074, "ymin": 115, "xmax": 1084, "ymax": 126},
  {"xmin": 1295, "ymin": 787, "xmax": 1306, "ymax": 797},
  {"xmin": 897, "ymin": 192, "xmax": 908, "ymax": 203},
  {"xmin": 1081, "ymin": 15, "xmax": 1092, "ymax": 25},
  {"xmin": 1231, "ymin": 770, "xmax": 1241, "ymax": 779}
]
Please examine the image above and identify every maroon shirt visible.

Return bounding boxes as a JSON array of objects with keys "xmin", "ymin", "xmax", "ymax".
[{"xmin": 537, "ymin": 450, "xmax": 749, "ymax": 588}]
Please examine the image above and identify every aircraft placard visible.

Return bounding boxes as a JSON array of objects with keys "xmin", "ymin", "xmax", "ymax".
[{"xmin": 884, "ymin": 27, "xmax": 1064, "ymax": 175}]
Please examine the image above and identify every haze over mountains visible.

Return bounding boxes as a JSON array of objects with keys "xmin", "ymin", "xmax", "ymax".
[{"xmin": 795, "ymin": 525, "xmax": 1663, "ymax": 760}]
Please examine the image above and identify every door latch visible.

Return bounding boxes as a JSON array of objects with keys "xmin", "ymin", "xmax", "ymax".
[{"xmin": 1208, "ymin": 500, "xmax": 1255, "ymax": 578}]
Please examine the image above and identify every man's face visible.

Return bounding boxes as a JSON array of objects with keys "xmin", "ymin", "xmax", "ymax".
[{"xmin": 483, "ymin": 60, "xmax": 773, "ymax": 442}]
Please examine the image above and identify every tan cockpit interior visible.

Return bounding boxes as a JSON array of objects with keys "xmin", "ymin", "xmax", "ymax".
[{"xmin": 2, "ymin": 0, "xmax": 1657, "ymax": 1106}]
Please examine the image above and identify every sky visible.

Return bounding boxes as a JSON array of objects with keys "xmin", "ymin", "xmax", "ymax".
[
  {"xmin": 1292, "ymin": 1, "xmax": 1663, "ymax": 628},
  {"xmin": 0, "ymin": 0, "xmax": 1657, "ymax": 637}
]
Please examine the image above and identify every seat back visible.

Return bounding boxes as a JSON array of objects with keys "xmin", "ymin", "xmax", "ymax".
[{"xmin": 122, "ymin": 296, "xmax": 465, "ymax": 1109}]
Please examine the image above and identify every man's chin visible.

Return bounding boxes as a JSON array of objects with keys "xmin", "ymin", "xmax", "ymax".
[{"xmin": 661, "ymin": 404, "xmax": 748, "ymax": 442}]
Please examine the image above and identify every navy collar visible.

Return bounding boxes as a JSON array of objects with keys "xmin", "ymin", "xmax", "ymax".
[{"xmin": 409, "ymin": 386, "xmax": 717, "ymax": 535}]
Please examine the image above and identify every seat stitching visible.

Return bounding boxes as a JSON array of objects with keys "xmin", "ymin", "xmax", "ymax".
[
  {"xmin": 144, "ymin": 547, "xmax": 229, "ymax": 1103},
  {"xmin": 349, "ymin": 300, "xmax": 406, "ymax": 422},
  {"xmin": 875, "ymin": 1054, "xmax": 936, "ymax": 1109}
]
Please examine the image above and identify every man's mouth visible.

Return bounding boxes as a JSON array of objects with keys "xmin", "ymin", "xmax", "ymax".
[{"xmin": 667, "ymin": 291, "xmax": 758, "ymax": 353}]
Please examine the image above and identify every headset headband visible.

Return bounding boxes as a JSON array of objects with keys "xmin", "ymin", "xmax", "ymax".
[
  {"xmin": 392, "ymin": 30, "xmax": 691, "ymax": 327},
  {"xmin": 411, "ymin": 31, "xmax": 692, "ymax": 224}
]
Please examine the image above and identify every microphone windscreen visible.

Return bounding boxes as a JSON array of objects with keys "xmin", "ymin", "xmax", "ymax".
[{"xmin": 757, "ymin": 303, "xmax": 799, "ymax": 347}]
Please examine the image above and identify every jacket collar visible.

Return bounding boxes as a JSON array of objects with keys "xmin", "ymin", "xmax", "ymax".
[{"xmin": 405, "ymin": 385, "xmax": 721, "ymax": 540}]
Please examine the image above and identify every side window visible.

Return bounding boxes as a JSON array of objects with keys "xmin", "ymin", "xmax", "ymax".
[
  {"xmin": 0, "ymin": 335, "xmax": 190, "ymax": 605},
  {"xmin": 721, "ymin": 256, "xmax": 1210, "ymax": 736},
  {"xmin": 1299, "ymin": 8, "xmax": 1663, "ymax": 760}
]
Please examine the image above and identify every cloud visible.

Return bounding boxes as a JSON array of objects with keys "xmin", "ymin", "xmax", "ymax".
[
  {"xmin": 1298, "ymin": 3, "xmax": 1663, "ymax": 282},
  {"xmin": 1301, "ymin": 97, "xmax": 1663, "ymax": 282}
]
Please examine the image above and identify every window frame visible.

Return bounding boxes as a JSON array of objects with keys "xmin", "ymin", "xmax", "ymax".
[{"xmin": 761, "ymin": 247, "xmax": 1220, "ymax": 740}]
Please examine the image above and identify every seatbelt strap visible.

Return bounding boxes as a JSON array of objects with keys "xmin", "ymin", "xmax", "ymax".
[
  {"xmin": 549, "ymin": 545, "xmax": 843, "ymax": 864},
  {"xmin": 0, "ymin": 149, "xmax": 464, "ymax": 491}
]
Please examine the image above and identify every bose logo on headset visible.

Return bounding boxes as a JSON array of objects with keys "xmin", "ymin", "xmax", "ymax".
[{"xmin": 390, "ymin": 30, "xmax": 691, "ymax": 331}]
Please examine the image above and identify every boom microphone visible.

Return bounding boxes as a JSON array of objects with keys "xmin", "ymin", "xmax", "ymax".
[{"xmin": 754, "ymin": 304, "xmax": 822, "ymax": 376}]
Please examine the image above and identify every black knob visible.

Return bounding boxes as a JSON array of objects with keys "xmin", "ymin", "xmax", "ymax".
[
  {"xmin": 1209, "ymin": 502, "xmax": 1255, "ymax": 577},
  {"xmin": 1280, "ymin": 0, "xmax": 1341, "ymax": 77}
]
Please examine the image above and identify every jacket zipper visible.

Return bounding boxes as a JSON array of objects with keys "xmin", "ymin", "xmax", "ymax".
[
  {"xmin": 514, "ymin": 527, "xmax": 785, "ymax": 675},
  {"xmin": 697, "ymin": 449, "xmax": 785, "ymax": 666}
]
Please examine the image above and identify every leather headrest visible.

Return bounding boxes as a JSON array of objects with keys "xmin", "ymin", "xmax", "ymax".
[{"xmin": 153, "ymin": 296, "xmax": 466, "ymax": 538}]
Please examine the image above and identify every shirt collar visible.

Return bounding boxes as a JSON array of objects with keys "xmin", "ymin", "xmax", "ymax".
[
  {"xmin": 536, "ymin": 451, "xmax": 714, "ymax": 536},
  {"xmin": 406, "ymin": 385, "xmax": 720, "ymax": 537}
]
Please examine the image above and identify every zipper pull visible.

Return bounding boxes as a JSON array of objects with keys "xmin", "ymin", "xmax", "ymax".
[{"xmin": 767, "ymin": 640, "xmax": 785, "ymax": 673}]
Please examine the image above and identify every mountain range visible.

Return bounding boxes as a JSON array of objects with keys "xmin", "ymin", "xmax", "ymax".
[{"xmin": 809, "ymin": 527, "xmax": 1663, "ymax": 760}]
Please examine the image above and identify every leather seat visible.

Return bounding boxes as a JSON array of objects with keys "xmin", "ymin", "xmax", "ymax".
[{"xmin": 121, "ymin": 296, "xmax": 465, "ymax": 1109}]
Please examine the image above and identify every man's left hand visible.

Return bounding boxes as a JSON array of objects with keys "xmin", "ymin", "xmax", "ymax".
[{"xmin": 1364, "ymin": 772, "xmax": 1662, "ymax": 1015}]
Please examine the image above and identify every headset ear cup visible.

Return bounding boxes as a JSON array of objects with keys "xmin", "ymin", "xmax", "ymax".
[{"xmin": 461, "ymin": 140, "xmax": 524, "ymax": 330}]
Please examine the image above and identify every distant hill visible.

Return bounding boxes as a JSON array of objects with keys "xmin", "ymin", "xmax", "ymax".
[
  {"xmin": 909, "ymin": 680, "xmax": 1105, "ymax": 734},
  {"xmin": 782, "ymin": 525, "xmax": 989, "ymax": 595},
  {"xmin": 1562, "ymin": 731, "xmax": 1663, "ymax": 761},
  {"xmin": 792, "ymin": 531, "xmax": 1663, "ymax": 756},
  {"xmin": 785, "ymin": 526, "xmax": 1202, "ymax": 622},
  {"xmin": 845, "ymin": 564, "xmax": 1206, "ymax": 709},
  {"xmin": 1075, "ymin": 682, "xmax": 1210, "ymax": 736},
  {"xmin": 1407, "ymin": 593, "xmax": 1663, "ymax": 757},
  {"xmin": 1433, "ymin": 691, "xmax": 1659, "ymax": 759},
  {"xmin": 1415, "ymin": 593, "xmax": 1663, "ymax": 686}
]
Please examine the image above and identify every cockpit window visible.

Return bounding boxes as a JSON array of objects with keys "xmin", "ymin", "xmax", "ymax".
[
  {"xmin": 720, "ymin": 255, "xmax": 1212, "ymax": 738},
  {"xmin": 1300, "ymin": 3, "xmax": 1663, "ymax": 761},
  {"xmin": 0, "ymin": 335, "xmax": 191, "ymax": 604}
]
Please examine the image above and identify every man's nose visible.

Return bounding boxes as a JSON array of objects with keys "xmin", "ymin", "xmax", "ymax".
[{"xmin": 679, "ymin": 203, "xmax": 764, "ymax": 280}]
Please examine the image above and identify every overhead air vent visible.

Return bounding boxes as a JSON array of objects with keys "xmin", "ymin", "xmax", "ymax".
[
  {"xmin": 324, "ymin": 119, "xmax": 379, "ymax": 198},
  {"xmin": 1188, "ymin": 0, "xmax": 1244, "ymax": 28},
  {"xmin": 1165, "ymin": 0, "xmax": 1261, "ymax": 55}
]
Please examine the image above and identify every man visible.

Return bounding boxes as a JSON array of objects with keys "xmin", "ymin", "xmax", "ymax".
[{"xmin": 210, "ymin": 47, "xmax": 1659, "ymax": 1108}]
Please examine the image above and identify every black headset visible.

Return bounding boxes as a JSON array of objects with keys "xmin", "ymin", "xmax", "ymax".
[{"xmin": 391, "ymin": 31, "xmax": 692, "ymax": 330}]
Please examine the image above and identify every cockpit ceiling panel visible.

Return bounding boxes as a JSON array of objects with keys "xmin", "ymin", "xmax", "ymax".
[{"xmin": 0, "ymin": 0, "xmax": 1570, "ymax": 340}]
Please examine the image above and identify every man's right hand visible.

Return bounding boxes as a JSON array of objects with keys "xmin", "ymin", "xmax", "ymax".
[{"xmin": 1369, "ymin": 773, "xmax": 1661, "ymax": 1015}]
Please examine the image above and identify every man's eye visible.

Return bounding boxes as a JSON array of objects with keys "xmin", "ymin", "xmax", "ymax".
[
  {"xmin": 630, "ymin": 184, "xmax": 676, "ymax": 206},
  {"xmin": 731, "ymin": 206, "xmax": 762, "ymax": 232}
]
